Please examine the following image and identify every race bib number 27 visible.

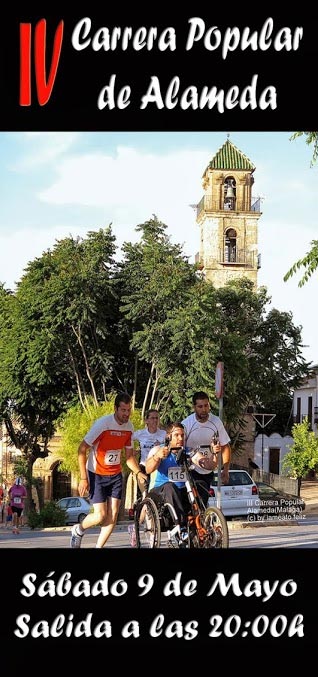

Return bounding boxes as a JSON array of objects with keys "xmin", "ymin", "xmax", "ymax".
[{"xmin": 104, "ymin": 450, "xmax": 121, "ymax": 465}]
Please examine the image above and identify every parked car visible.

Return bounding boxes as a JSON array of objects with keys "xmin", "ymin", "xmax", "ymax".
[
  {"xmin": 56, "ymin": 496, "xmax": 92, "ymax": 524},
  {"xmin": 255, "ymin": 481, "xmax": 306, "ymax": 516},
  {"xmin": 208, "ymin": 469, "xmax": 259, "ymax": 518}
]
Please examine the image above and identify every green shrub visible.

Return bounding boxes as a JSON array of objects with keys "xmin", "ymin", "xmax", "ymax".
[{"xmin": 27, "ymin": 502, "xmax": 66, "ymax": 529}]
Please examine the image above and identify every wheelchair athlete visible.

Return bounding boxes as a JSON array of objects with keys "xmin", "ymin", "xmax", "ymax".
[{"xmin": 145, "ymin": 420, "xmax": 218, "ymax": 545}]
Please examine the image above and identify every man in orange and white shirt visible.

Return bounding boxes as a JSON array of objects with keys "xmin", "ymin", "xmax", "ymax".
[{"xmin": 70, "ymin": 392, "xmax": 146, "ymax": 549}]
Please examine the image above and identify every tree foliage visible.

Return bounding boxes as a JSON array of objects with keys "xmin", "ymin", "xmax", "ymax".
[
  {"xmin": 0, "ymin": 216, "xmax": 309, "ymax": 479},
  {"xmin": 284, "ymin": 132, "xmax": 318, "ymax": 287},
  {"xmin": 290, "ymin": 131, "xmax": 318, "ymax": 166},
  {"xmin": 284, "ymin": 240, "xmax": 318, "ymax": 287},
  {"xmin": 282, "ymin": 418, "xmax": 318, "ymax": 480},
  {"xmin": 0, "ymin": 283, "xmax": 63, "ymax": 503},
  {"xmin": 0, "ymin": 228, "xmax": 121, "ymax": 501},
  {"xmin": 117, "ymin": 215, "xmax": 198, "ymax": 416}
]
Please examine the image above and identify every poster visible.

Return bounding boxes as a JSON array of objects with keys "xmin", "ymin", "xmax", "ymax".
[{"xmin": 1, "ymin": 6, "xmax": 317, "ymax": 663}]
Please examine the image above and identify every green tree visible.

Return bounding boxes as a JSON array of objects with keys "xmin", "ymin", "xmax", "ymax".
[
  {"xmin": 282, "ymin": 418, "xmax": 318, "ymax": 490},
  {"xmin": 117, "ymin": 215, "xmax": 198, "ymax": 416},
  {"xmin": 284, "ymin": 132, "xmax": 318, "ymax": 286},
  {"xmin": 0, "ymin": 228, "xmax": 125, "ymax": 506},
  {"xmin": 156, "ymin": 278, "xmax": 307, "ymax": 445},
  {"xmin": 0, "ymin": 284, "xmax": 64, "ymax": 507},
  {"xmin": 15, "ymin": 227, "xmax": 120, "ymax": 410},
  {"xmin": 284, "ymin": 240, "xmax": 318, "ymax": 288},
  {"xmin": 290, "ymin": 131, "xmax": 318, "ymax": 166}
]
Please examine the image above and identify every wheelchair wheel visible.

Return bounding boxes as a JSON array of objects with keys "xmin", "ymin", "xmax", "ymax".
[
  {"xmin": 202, "ymin": 506, "xmax": 229, "ymax": 548},
  {"xmin": 134, "ymin": 496, "xmax": 161, "ymax": 548}
]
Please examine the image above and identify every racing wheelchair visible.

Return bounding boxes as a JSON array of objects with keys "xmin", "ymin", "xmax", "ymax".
[{"xmin": 133, "ymin": 446, "xmax": 229, "ymax": 549}]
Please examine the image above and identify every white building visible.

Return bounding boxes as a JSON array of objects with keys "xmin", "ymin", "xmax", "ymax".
[
  {"xmin": 292, "ymin": 364, "xmax": 318, "ymax": 434},
  {"xmin": 254, "ymin": 432, "xmax": 294, "ymax": 474},
  {"xmin": 253, "ymin": 364, "xmax": 318, "ymax": 474}
]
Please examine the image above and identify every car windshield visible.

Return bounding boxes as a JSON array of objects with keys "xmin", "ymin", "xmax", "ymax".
[{"xmin": 211, "ymin": 472, "xmax": 253, "ymax": 486}]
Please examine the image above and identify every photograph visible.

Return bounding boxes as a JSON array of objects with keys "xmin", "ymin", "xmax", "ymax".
[{"xmin": 1, "ymin": 7, "xmax": 317, "ymax": 658}]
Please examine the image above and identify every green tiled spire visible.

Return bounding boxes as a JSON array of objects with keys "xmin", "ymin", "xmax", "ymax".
[{"xmin": 205, "ymin": 138, "xmax": 255, "ymax": 173}]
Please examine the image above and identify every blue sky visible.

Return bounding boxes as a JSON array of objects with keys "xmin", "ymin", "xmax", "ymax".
[{"xmin": 0, "ymin": 131, "xmax": 317, "ymax": 364}]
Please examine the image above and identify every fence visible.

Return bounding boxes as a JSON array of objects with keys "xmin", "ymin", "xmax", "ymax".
[{"xmin": 231, "ymin": 463, "xmax": 299, "ymax": 495}]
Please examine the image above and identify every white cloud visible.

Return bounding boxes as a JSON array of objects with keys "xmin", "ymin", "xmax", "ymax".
[
  {"xmin": 12, "ymin": 132, "xmax": 80, "ymax": 170},
  {"xmin": 38, "ymin": 146, "xmax": 207, "ymax": 206},
  {"xmin": 0, "ymin": 225, "xmax": 88, "ymax": 289}
]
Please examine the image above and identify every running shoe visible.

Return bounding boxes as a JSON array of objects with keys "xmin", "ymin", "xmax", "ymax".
[{"xmin": 70, "ymin": 524, "xmax": 83, "ymax": 548}]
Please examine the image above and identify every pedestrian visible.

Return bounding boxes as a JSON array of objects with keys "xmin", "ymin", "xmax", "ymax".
[
  {"xmin": 8, "ymin": 477, "xmax": 27, "ymax": 534},
  {"xmin": 182, "ymin": 391, "xmax": 231, "ymax": 490},
  {"xmin": 133, "ymin": 408, "xmax": 166, "ymax": 496},
  {"xmin": 70, "ymin": 392, "xmax": 147, "ymax": 549}
]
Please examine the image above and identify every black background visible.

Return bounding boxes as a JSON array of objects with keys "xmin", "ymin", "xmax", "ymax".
[
  {"xmin": 1, "ymin": 6, "xmax": 317, "ymax": 130},
  {"xmin": 0, "ymin": 5, "xmax": 316, "ymax": 666},
  {"xmin": 3, "ymin": 548, "xmax": 317, "ymax": 663}
]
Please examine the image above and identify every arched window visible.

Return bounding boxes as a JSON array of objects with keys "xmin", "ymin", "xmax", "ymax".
[
  {"xmin": 224, "ymin": 177, "xmax": 236, "ymax": 210},
  {"xmin": 224, "ymin": 228, "xmax": 237, "ymax": 263}
]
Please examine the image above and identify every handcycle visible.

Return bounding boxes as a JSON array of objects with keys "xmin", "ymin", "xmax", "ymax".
[{"xmin": 133, "ymin": 445, "xmax": 229, "ymax": 549}]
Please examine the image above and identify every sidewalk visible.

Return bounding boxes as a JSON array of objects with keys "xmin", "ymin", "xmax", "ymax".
[
  {"xmin": 1, "ymin": 481, "xmax": 317, "ymax": 534},
  {"xmin": 300, "ymin": 480, "xmax": 318, "ymax": 514}
]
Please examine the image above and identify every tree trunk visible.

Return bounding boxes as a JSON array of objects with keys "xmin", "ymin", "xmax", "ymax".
[
  {"xmin": 142, "ymin": 362, "xmax": 155, "ymax": 419},
  {"xmin": 131, "ymin": 353, "xmax": 138, "ymax": 411}
]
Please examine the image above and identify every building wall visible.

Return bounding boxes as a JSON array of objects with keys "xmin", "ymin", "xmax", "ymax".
[
  {"xmin": 0, "ymin": 423, "xmax": 75, "ymax": 507},
  {"xmin": 254, "ymin": 432, "xmax": 294, "ymax": 473},
  {"xmin": 293, "ymin": 366, "xmax": 318, "ymax": 434},
  {"xmin": 0, "ymin": 422, "xmax": 23, "ymax": 490},
  {"xmin": 198, "ymin": 212, "xmax": 259, "ymax": 288}
]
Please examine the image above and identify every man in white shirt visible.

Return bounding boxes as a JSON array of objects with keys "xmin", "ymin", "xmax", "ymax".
[{"xmin": 182, "ymin": 391, "xmax": 231, "ymax": 487}]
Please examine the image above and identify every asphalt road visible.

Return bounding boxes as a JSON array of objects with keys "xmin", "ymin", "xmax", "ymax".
[{"xmin": 1, "ymin": 515, "xmax": 318, "ymax": 548}]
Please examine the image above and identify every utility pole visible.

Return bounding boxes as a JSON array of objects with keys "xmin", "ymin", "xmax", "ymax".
[
  {"xmin": 251, "ymin": 413, "xmax": 276, "ymax": 471},
  {"xmin": 215, "ymin": 362, "xmax": 224, "ymax": 508}
]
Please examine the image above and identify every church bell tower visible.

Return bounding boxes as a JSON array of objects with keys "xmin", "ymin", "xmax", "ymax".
[{"xmin": 196, "ymin": 137, "xmax": 262, "ymax": 288}]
